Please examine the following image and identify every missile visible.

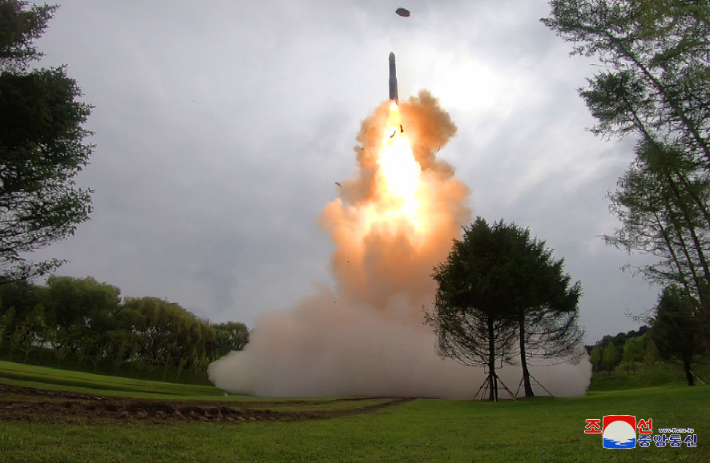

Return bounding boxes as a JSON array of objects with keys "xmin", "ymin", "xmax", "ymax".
[{"xmin": 388, "ymin": 52, "xmax": 398, "ymax": 102}]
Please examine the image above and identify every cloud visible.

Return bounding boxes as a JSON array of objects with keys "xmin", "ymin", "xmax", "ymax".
[{"xmin": 26, "ymin": 0, "xmax": 657, "ymax": 347}]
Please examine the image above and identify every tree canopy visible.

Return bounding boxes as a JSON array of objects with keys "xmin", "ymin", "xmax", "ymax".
[
  {"xmin": 0, "ymin": 1, "xmax": 93, "ymax": 282},
  {"xmin": 0, "ymin": 276, "xmax": 249, "ymax": 382},
  {"xmin": 543, "ymin": 0, "xmax": 710, "ymax": 359}
]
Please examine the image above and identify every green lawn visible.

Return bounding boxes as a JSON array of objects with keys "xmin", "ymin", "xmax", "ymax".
[
  {"xmin": 589, "ymin": 362, "xmax": 710, "ymax": 391},
  {"xmin": 0, "ymin": 360, "xmax": 223, "ymax": 399},
  {"xmin": 0, "ymin": 360, "xmax": 344, "ymax": 403},
  {"xmin": 0, "ymin": 361, "xmax": 707, "ymax": 462}
]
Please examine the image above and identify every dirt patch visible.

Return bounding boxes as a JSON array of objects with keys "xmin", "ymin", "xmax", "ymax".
[{"xmin": 0, "ymin": 384, "xmax": 412, "ymax": 423}]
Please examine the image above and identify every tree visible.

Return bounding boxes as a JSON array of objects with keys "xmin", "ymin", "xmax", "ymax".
[
  {"xmin": 590, "ymin": 345, "xmax": 602, "ymax": 375},
  {"xmin": 0, "ymin": 305, "xmax": 14, "ymax": 347},
  {"xmin": 425, "ymin": 217, "xmax": 584, "ymax": 400},
  {"xmin": 542, "ymin": 1, "xmax": 710, "ymax": 167},
  {"xmin": 650, "ymin": 286, "xmax": 705, "ymax": 385},
  {"xmin": 602, "ymin": 343, "xmax": 619, "ymax": 374},
  {"xmin": 425, "ymin": 218, "xmax": 520, "ymax": 401},
  {"xmin": 603, "ymin": 144, "xmax": 710, "ymax": 354},
  {"xmin": 622, "ymin": 338, "xmax": 640, "ymax": 373},
  {"xmin": 42, "ymin": 276, "xmax": 121, "ymax": 359},
  {"xmin": 0, "ymin": 1, "xmax": 93, "ymax": 283},
  {"xmin": 0, "ymin": 272, "xmax": 253, "ymax": 381},
  {"xmin": 212, "ymin": 321, "xmax": 250, "ymax": 356},
  {"xmin": 542, "ymin": 0, "xmax": 710, "ymax": 360},
  {"xmin": 504, "ymin": 225, "xmax": 583, "ymax": 397},
  {"xmin": 0, "ymin": 279, "xmax": 43, "ymax": 326},
  {"xmin": 633, "ymin": 335, "xmax": 647, "ymax": 363},
  {"xmin": 645, "ymin": 338, "xmax": 659, "ymax": 365},
  {"xmin": 14, "ymin": 302, "xmax": 45, "ymax": 362}
]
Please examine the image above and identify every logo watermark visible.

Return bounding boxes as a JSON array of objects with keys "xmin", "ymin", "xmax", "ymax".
[{"xmin": 584, "ymin": 415, "xmax": 697, "ymax": 449}]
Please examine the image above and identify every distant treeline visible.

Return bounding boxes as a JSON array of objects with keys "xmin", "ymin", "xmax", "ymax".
[
  {"xmin": 586, "ymin": 319, "xmax": 706, "ymax": 387},
  {"xmin": 585, "ymin": 326, "xmax": 648, "ymax": 358},
  {"xmin": 585, "ymin": 327, "xmax": 652, "ymax": 375},
  {"xmin": 0, "ymin": 276, "xmax": 249, "ymax": 383}
]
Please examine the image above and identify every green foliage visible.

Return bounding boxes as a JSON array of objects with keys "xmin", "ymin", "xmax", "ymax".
[
  {"xmin": 588, "ymin": 314, "xmax": 706, "ymax": 379},
  {"xmin": 0, "ymin": 276, "xmax": 249, "ymax": 383},
  {"xmin": 645, "ymin": 338, "xmax": 659, "ymax": 365},
  {"xmin": 585, "ymin": 326, "xmax": 647, "ymax": 357},
  {"xmin": 212, "ymin": 321, "xmax": 250, "ymax": 354},
  {"xmin": 426, "ymin": 217, "xmax": 520, "ymax": 377},
  {"xmin": 604, "ymin": 142, "xmax": 710, "ymax": 309},
  {"xmin": 589, "ymin": 361, "xmax": 710, "ymax": 391},
  {"xmin": 650, "ymin": 286, "xmax": 706, "ymax": 385},
  {"xmin": 621, "ymin": 337, "xmax": 640, "ymax": 373},
  {"xmin": 426, "ymin": 217, "xmax": 583, "ymax": 400},
  {"xmin": 0, "ymin": 0, "xmax": 93, "ymax": 283},
  {"xmin": 543, "ymin": 0, "xmax": 710, "ymax": 359},
  {"xmin": 589, "ymin": 345, "xmax": 601, "ymax": 374},
  {"xmin": 0, "ymin": 305, "xmax": 13, "ymax": 347},
  {"xmin": 0, "ymin": 1, "xmax": 56, "ymax": 70},
  {"xmin": 602, "ymin": 343, "xmax": 619, "ymax": 374}
]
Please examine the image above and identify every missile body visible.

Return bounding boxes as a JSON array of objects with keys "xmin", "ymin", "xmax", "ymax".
[{"xmin": 388, "ymin": 52, "xmax": 398, "ymax": 102}]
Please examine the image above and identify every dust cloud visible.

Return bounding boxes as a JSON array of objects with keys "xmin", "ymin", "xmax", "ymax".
[{"xmin": 208, "ymin": 91, "xmax": 592, "ymax": 398}]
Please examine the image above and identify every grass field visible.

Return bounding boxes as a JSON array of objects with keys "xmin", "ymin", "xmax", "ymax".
[
  {"xmin": 0, "ymin": 361, "xmax": 707, "ymax": 463},
  {"xmin": 588, "ymin": 362, "xmax": 710, "ymax": 391},
  {"xmin": 0, "ymin": 360, "xmax": 222, "ymax": 399}
]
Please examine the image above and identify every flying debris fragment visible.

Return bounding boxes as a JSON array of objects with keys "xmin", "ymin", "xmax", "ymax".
[
  {"xmin": 335, "ymin": 182, "xmax": 341, "ymax": 187},
  {"xmin": 395, "ymin": 8, "xmax": 410, "ymax": 17}
]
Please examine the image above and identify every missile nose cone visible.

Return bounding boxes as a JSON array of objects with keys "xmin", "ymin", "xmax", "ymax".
[{"xmin": 389, "ymin": 52, "xmax": 395, "ymax": 60}]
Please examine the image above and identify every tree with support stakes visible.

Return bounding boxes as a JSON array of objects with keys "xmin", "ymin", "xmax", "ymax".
[
  {"xmin": 425, "ymin": 217, "xmax": 584, "ymax": 400},
  {"xmin": 501, "ymin": 223, "xmax": 583, "ymax": 397},
  {"xmin": 425, "ymin": 218, "xmax": 521, "ymax": 401},
  {"xmin": 475, "ymin": 360, "xmax": 517, "ymax": 402}
]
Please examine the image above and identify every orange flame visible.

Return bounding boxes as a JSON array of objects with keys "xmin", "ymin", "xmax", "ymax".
[
  {"xmin": 319, "ymin": 91, "xmax": 469, "ymax": 308},
  {"xmin": 362, "ymin": 101, "xmax": 426, "ymax": 235}
]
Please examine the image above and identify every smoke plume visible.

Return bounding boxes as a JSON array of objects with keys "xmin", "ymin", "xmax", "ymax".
[{"xmin": 208, "ymin": 91, "xmax": 591, "ymax": 398}]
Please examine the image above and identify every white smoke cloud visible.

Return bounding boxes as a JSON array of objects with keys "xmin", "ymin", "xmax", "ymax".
[{"xmin": 208, "ymin": 91, "xmax": 592, "ymax": 398}]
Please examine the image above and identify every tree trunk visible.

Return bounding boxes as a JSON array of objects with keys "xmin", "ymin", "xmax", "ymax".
[
  {"xmin": 683, "ymin": 359, "xmax": 695, "ymax": 386},
  {"xmin": 701, "ymin": 300, "xmax": 710, "ymax": 363},
  {"xmin": 518, "ymin": 316, "xmax": 534, "ymax": 397},
  {"xmin": 488, "ymin": 318, "xmax": 496, "ymax": 402}
]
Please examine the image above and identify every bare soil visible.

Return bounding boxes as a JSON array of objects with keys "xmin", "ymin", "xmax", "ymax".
[{"xmin": 0, "ymin": 384, "xmax": 412, "ymax": 423}]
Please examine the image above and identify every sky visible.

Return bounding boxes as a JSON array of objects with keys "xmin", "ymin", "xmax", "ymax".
[{"xmin": 29, "ymin": 0, "xmax": 659, "ymax": 344}]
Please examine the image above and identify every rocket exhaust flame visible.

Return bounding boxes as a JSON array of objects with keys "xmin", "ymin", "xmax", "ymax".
[{"xmin": 208, "ymin": 89, "xmax": 592, "ymax": 398}]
